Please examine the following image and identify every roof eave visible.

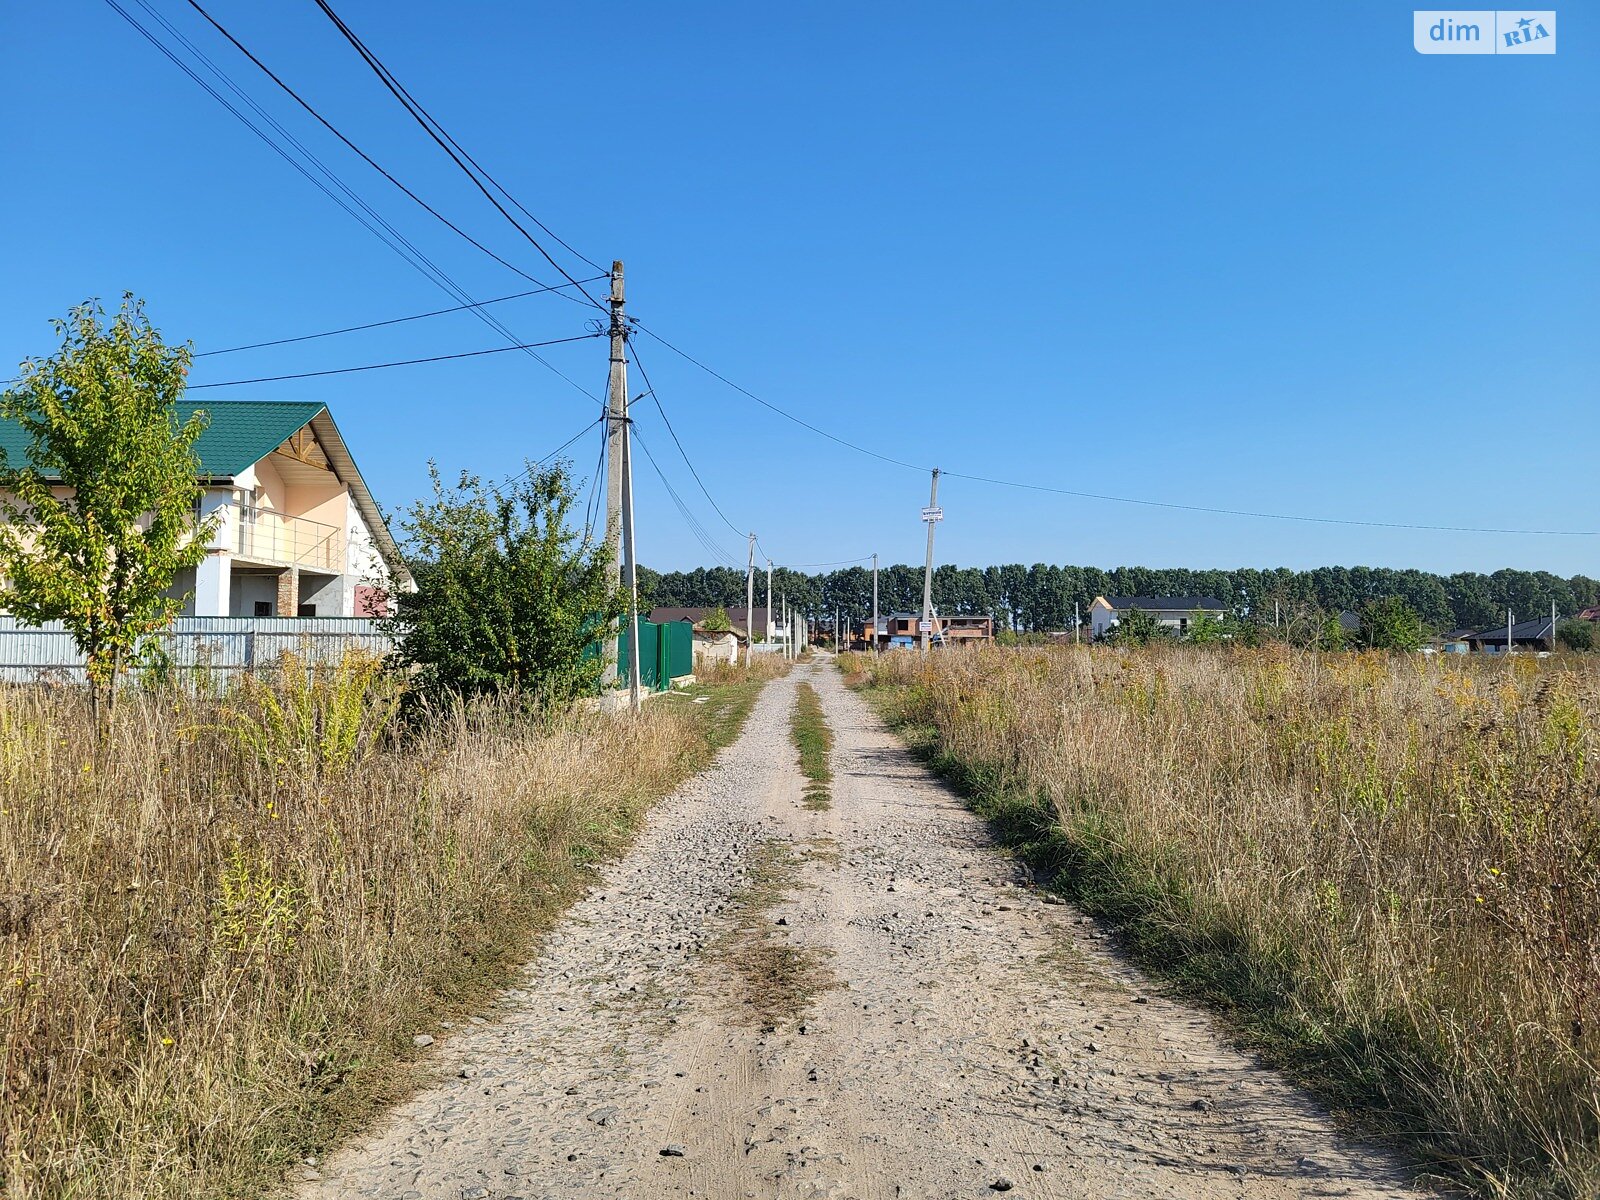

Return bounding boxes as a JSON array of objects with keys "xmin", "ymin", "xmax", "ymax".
[{"xmin": 305, "ymin": 409, "xmax": 412, "ymax": 589}]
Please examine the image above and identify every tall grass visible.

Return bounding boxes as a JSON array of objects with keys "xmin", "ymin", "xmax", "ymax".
[
  {"xmin": 850, "ymin": 645, "xmax": 1600, "ymax": 1197},
  {"xmin": 0, "ymin": 653, "xmax": 774, "ymax": 1199}
]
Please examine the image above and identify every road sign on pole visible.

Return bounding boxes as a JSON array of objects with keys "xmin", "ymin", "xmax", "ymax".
[{"xmin": 920, "ymin": 506, "xmax": 944, "ymax": 522}]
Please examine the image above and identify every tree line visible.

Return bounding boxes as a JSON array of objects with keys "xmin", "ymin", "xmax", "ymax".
[{"xmin": 641, "ymin": 562, "xmax": 1600, "ymax": 633}]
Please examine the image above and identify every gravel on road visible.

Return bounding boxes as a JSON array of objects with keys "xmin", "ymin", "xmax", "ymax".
[{"xmin": 301, "ymin": 661, "xmax": 1428, "ymax": 1200}]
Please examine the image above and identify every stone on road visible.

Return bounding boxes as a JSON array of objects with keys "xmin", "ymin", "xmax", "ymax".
[{"xmin": 302, "ymin": 661, "xmax": 1428, "ymax": 1200}]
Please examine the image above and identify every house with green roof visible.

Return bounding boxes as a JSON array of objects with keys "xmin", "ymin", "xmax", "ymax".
[{"xmin": 0, "ymin": 400, "xmax": 409, "ymax": 618}]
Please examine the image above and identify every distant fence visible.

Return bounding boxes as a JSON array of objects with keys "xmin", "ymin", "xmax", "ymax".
[{"xmin": 0, "ymin": 616, "xmax": 394, "ymax": 684}]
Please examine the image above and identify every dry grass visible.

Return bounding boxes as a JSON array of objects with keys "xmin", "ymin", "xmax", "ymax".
[
  {"xmin": 709, "ymin": 839, "xmax": 836, "ymax": 1029},
  {"xmin": 848, "ymin": 644, "xmax": 1600, "ymax": 1197},
  {"xmin": 0, "ymin": 652, "xmax": 774, "ymax": 1200}
]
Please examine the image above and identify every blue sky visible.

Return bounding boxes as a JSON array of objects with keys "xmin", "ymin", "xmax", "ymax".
[{"xmin": 2, "ymin": 2, "xmax": 1595, "ymax": 575}]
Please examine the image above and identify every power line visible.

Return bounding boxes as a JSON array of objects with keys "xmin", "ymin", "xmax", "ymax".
[
  {"xmin": 628, "ymin": 340, "xmax": 749, "ymax": 542},
  {"xmin": 775, "ymin": 555, "xmax": 876, "ymax": 569},
  {"xmin": 310, "ymin": 0, "xmax": 605, "ymax": 309},
  {"xmin": 107, "ymin": 0, "xmax": 600, "ymax": 405},
  {"xmin": 935, "ymin": 471, "xmax": 1600, "ymax": 537},
  {"xmin": 635, "ymin": 320, "xmax": 1599, "ymax": 538},
  {"xmin": 502, "ymin": 413, "xmax": 605, "ymax": 486},
  {"xmin": 181, "ymin": 0, "xmax": 594, "ymax": 309},
  {"xmin": 187, "ymin": 332, "xmax": 600, "ymax": 389},
  {"xmin": 633, "ymin": 322, "xmax": 928, "ymax": 473},
  {"xmin": 631, "ymin": 424, "xmax": 742, "ymax": 568},
  {"xmin": 194, "ymin": 276, "xmax": 607, "ymax": 357}
]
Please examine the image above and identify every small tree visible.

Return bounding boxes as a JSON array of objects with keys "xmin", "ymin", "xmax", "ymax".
[
  {"xmin": 1186, "ymin": 610, "xmax": 1226, "ymax": 645},
  {"xmin": 0, "ymin": 297, "xmax": 211, "ymax": 715},
  {"xmin": 388, "ymin": 462, "xmax": 619, "ymax": 710},
  {"xmin": 1105, "ymin": 606, "xmax": 1166, "ymax": 646},
  {"xmin": 1355, "ymin": 595, "xmax": 1425, "ymax": 652},
  {"xmin": 1557, "ymin": 620, "xmax": 1595, "ymax": 652},
  {"xmin": 701, "ymin": 605, "xmax": 731, "ymax": 632}
]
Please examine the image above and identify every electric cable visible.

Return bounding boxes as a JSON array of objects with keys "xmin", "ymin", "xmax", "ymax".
[
  {"xmin": 106, "ymin": 0, "xmax": 600, "ymax": 404},
  {"xmin": 187, "ymin": 332, "xmax": 600, "ymax": 389},
  {"xmin": 310, "ymin": 0, "xmax": 605, "ymax": 309},
  {"xmin": 195, "ymin": 277, "xmax": 608, "ymax": 357},
  {"xmin": 182, "ymin": 0, "xmax": 595, "ymax": 308}
]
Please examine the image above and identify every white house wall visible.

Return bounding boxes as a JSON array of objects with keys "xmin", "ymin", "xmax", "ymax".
[{"xmin": 342, "ymin": 494, "xmax": 392, "ymax": 613}]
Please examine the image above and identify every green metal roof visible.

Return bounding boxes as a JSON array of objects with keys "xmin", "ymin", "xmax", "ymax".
[{"xmin": 0, "ymin": 399, "xmax": 326, "ymax": 479}]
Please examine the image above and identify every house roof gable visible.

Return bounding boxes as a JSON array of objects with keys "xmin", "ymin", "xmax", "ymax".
[
  {"xmin": 0, "ymin": 399, "xmax": 327, "ymax": 480},
  {"xmin": 0, "ymin": 399, "xmax": 409, "ymax": 586}
]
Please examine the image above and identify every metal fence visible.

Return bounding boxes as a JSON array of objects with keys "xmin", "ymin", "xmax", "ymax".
[{"xmin": 0, "ymin": 616, "xmax": 393, "ymax": 684}]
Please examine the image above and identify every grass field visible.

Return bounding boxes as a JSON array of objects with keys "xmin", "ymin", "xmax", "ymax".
[
  {"xmin": 0, "ymin": 653, "xmax": 784, "ymax": 1200},
  {"xmin": 846, "ymin": 644, "xmax": 1600, "ymax": 1198}
]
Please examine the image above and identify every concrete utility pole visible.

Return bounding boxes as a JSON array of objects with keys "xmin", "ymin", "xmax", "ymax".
[
  {"xmin": 746, "ymin": 533, "xmax": 756, "ymax": 663},
  {"xmin": 601, "ymin": 260, "xmax": 632, "ymax": 696},
  {"xmin": 1507, "ymin": 608, "xmax": 1514, "ymax": 657},
  {"xmin": 621, "ymin": 391, "xmax": 642, "ymax": 712},
  {"xmin": 766, "ymin": 560, "xmax": 773, "ymax": 643},
  {"xmin": 1074, "ymin": 600, "xmax": 1081, "ymax": 645},
  {"xmin": 872, "ymin": 553, "xmax": 879, "ymax": 655},
  {"xmin": 920, "ymin": 468, "xmax": 941, "ymax": 653}
]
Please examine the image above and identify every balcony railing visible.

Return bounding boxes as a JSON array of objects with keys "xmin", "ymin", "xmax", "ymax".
[{"xmin": 232, "ymin": 505, "xmax": 343, "ymax": 572}]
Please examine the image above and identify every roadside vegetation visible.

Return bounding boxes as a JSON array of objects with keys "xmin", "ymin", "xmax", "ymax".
[
  {"xmin": 0, "ymin": 652, "xmax": 785, "ymax": 1200},
  {"xmin": 846, "ymin": 644, "xmax": 1600, "ymax": 1198},
  {"xmin": 791, "ymin": 681, "xmax": 833, "ymax": 810}
]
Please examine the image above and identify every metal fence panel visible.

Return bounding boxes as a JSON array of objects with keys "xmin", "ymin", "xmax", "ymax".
[{"xmin": 0, "ymin": 616, "xmax": 393, "ymax": 683}]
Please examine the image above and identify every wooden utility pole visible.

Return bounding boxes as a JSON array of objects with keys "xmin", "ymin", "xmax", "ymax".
[
  {"xmin": 872, "ymin": 552, "xmax": 879, "ymax": 655},
  {"xmin": 602, "ymin": 261, "xmax": 631, "ymax": 695},
  {"xmin": 746, "ymin": 533, "xmax": 756, "ymax": 663},
  {"xmin": 920, "ymin": 468, "xmax": 941, "ymax": 653}
]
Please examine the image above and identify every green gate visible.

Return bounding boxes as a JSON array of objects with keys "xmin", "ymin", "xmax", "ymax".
[{"xmin": 617, "ymin": 619, "xmax": 694, "ymax": 693}]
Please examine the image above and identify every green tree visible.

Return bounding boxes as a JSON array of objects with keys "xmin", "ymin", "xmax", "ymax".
[
  {"xmin": 1105, "ymin": 606, "xmax": 1167, "ymax": 646},
  {"xmin": 0, "ymin": 297, "xmax": 211, "ymax": 715},
  {"xmin": 389, "ymin": 462, "xmax": 619, "ymax": 710},
  {"xmin": 1185, "ymin": 610, "xmax": 1226, "ymax": 645},
  {"xmin": 1556, "ymin": 620, "xmax": 1595, "ymax": 652},
  {"xmin": 702, "ymin": 604, "xmax": 731, "ymax": 631},
  {"xmin": 1355, "ymin": 595, "xmax": 1425, "ymax": 652}
]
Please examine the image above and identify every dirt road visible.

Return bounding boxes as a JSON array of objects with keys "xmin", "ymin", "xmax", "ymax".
[{"xmin": 303, "ymin": 661, "xmax": 1426, "ymax": 1200}]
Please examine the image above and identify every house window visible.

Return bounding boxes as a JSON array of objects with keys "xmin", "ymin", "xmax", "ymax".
[
  {"xmin": 254, "ymin": 601, "xmax": 272, "ymax": 617},
  {"xmin": 297, "ymin": 604, "xmax": 317, "ymax": 618},
  {"xmin": 1180, "ymin": 617, "xmax": 1189, "ymax": 631}
]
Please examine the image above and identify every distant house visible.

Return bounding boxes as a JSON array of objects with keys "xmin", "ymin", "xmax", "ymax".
[
  {"xmin": 688, "ymin": 622, "xmax": 744, "ymax": 666},
  {"xmin": 1336, "ymin": 610, "xmax": 1362, "ymax": 635},
  {"xmin": 1466, "ymin": 617, "xmax": 1556, "ymax": 654},
  {"xmin": 1089, "ymin": 595, "xmax": 1227, "ymax": 640},
  {"xmin": 879, "ymin": 612, "xmax": 994, "ymax": 648},
  {"xmin": 0, "ymin": 399, "xmax": 408, "ymax": 618},
  {"xmin": 650, "ymin": 605, "xmax": 773, "ymax": 641},
  {"xmin": 1578, "ymin": 605, "xmax": 1600, "ymax": 622},
  {"xmin": 1438, "ymin": 628, "xmax": 1476, "ymax": 654}
]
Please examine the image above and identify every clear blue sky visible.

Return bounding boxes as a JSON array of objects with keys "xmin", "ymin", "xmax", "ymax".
[{"xmin": 2, "ymin": 2, "xmax": 1594, "ymax": 576}]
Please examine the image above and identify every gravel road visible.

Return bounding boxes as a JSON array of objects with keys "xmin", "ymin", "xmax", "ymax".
[{"xmin": 302, "ymin": 660, "xmax": 1428, "ymax": 1200}]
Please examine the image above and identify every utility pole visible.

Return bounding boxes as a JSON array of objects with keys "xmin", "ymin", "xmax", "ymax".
[
  {"xmin": 602, "ymin": 261, "xmax": 628, "ymax": 691},
  {"xmin": 1074, "ymin": 600, "xmax": 1081, "ymax": 645},
  {"xmin": 746, "ymin": 533, "xmax": 756, "ymax": 664},
  {"xmin": 920, "ymin": 468, "xmax": 942, "ymax": 653},
  {"xmin": 1506, "ymin": 608, "xmax": 1514, "ymax": 657},
  {"xmin": 621, "ymin": 395, "xmax": 641, "ymax": 712},
  {"xmin": 872, "ymin": 552, "xmax": 879, "ymax": 655},
  {"xmin": 766, "ymin": 559, "xmax": 773, "ymax": 643}
]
